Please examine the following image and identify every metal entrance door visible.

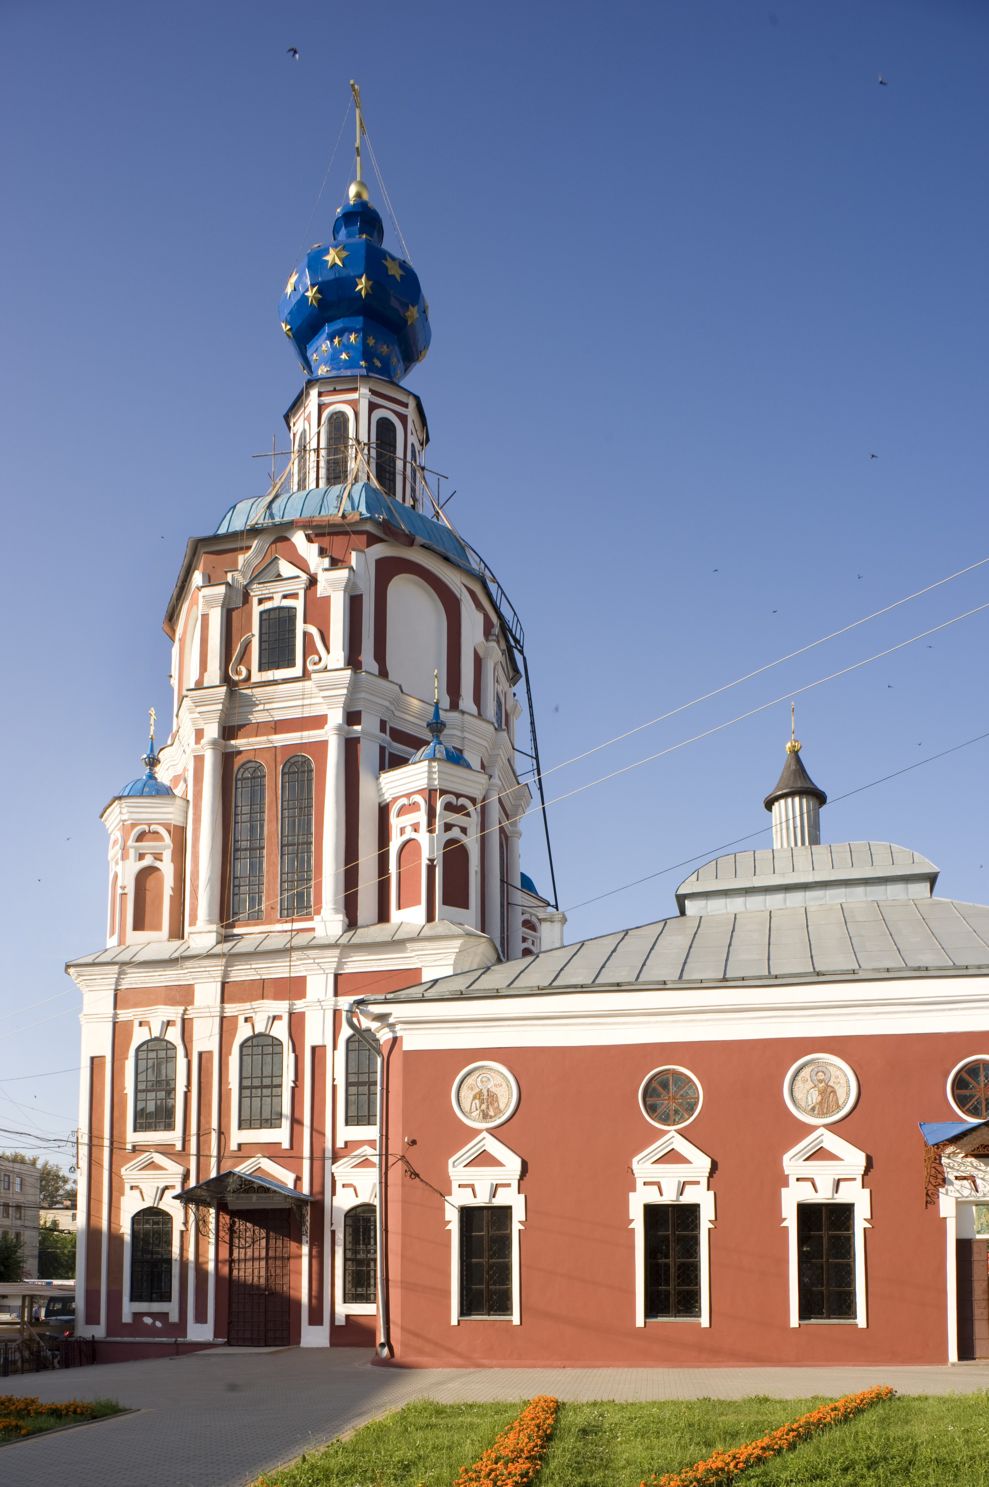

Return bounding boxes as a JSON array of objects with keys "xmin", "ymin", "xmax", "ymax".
[
  {"xmin": 958, "ymin": 1238, "xmax": 989, "ymax": 1360},
  {"xmin": 228, "ymin": 1209, "xmax": 291, "ymax": 1347}
]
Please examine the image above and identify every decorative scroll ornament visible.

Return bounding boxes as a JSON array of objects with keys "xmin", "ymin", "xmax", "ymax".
[
  {"xmin": 228, "ymin": 632, "xmax": 253, "ymax": 682},
  {"xmin": 303, "ymin": 622, "xmax": 331, "ymax": 672}
]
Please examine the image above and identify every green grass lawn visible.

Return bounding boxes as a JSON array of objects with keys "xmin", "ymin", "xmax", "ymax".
[
  {"xmin": 0, "ymin": 1396, "xmax": 122, "ymax": 1444},
  {"xmin": 253, "ymin": 1393, "xmax": 989, "ymax": 1487}
]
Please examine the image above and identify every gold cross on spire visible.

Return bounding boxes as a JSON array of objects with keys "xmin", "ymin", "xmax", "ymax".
[
  {"xmin": 148, "ymin": 705, "xmax": 157, "ymax": 745},
  {"xmin": 433, "ymin": 669, "xmax": 440, "ymax": 705},
  {"xmin": 787, "ymin": 701, "xmax": 801, "ymax": 754},
  {"xmin": 348, "ymin": 80, "xmax": 369, "ymax": 203}
]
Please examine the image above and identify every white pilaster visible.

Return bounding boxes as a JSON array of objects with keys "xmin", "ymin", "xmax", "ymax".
[{"xmin": 192, "ymin": 733, "xmax": 223, "ymax": 944}]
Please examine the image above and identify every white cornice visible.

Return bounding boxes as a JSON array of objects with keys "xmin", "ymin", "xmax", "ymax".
[{"xmin": 361, "ymin": 973, "xmax": 989, "ymax": 1050}]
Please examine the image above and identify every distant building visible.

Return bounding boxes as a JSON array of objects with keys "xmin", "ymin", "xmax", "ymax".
[
  {"xmin": 40, "ymin": 1206, "xmax": 78, "ymax": 1235},
  {"xmin": 0, "ymin": 1159, "xmax": 40, "ymax": 1278}
]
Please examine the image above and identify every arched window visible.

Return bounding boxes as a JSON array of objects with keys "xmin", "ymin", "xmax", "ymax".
[
  {"xmin": 258, "ymin": 604, "xmax": 297, "ymax": 673},
  {"xmin": 409, "ymin": 442, "xmax": 420, "ymax": 505},
  {"xmin": 295, "ymin": 426, "xmax": 311, "ymax": 491},
  {"xmin": 231, "ymin": 762, "xmax": 266, "ymax": 920},
  {"xmin": 239, "ymin": 1034, "xmax": 283, "ymax": 1128},
  {"xmin": 374, "ymin": 418, "xmax": 397, "ymax": 498},
  {"xmin": 131, "ymin": 1207, "xmax": 172, "ymax": 1303},
  {"xmin": 132, "ymin": 866, "xmax": 164, "ymax": 933},
  {"xmin": 134, "ymin": 1038, "xmax": 176, "ymax": 1132},
  {"xmin": 343, "ymin": 1205, "xmax": 377, "ymax": 1304},
  {"xmin": 322, "ymin": 410, "xmax": 349, "ymax": 486},
  {"xmin": 280, "ymin": 755, "xmax": 313, "ymax": 916},
  {"xmin": 345, "ymin": 1035, "xmax": 377, "ymax": 1126}
]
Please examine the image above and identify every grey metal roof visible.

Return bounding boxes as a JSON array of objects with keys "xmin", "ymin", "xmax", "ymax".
[
  {"xmin": 378, "ymin": 897, "xmax": 989, "ymax": 1003},
  {"xmin": 67, "ymin": 918, "xmax": 487, "ymax": 969},
  {"xmin": 676, "ymin": 841, "xmax": 939, "ymax": 916},
  {"xmin": 764, "ymin": 747, "xmax": 827, "ymax": 809}
]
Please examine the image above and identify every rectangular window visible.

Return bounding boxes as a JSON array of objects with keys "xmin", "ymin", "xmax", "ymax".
[
  {"xmin": 460, "ymin": 1206, "xmax": 512, "ymax": 1318},
  {"xmin": 644, "ymin": 1204, "xmax": 701, "ymax": 1320},
  {"xmin": 258, "ymin": 604, "xmax": 297, "ymax": 673},
  {"xmin": 2, "ymin": 1175, "xmax": 9, "ymax": 1191},
  {"xmin": 14, "ymin": 1205, "xmax": 23, "ymax": 1221},
  {"xmin": 797, "ymin": 1203, "xmax": 856, "ymax": 1320},
  {"xmin": 15, "ymin": 1176, "xmax": 22, "ymax": 1193},
  {"xmin": 1, "ymin": 1203, "xmax": 8, "ymax": 1217},
  {"xmin": 343, "ymin": 1206, "xmax": 377, "ymax": 1304},
  {"xmin": 345, "ymin": 1036, "xmax": 377, "ymax": 1127}
]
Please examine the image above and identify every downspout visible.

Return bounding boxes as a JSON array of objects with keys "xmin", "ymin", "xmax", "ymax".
[{"xmin": 345, "ymin": 999, "xmax": 391, "ymax": 1358}]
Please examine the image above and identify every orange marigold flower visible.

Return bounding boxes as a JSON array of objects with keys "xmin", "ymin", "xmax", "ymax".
[{"xmin": 454, "ymin": 1396, "xmax": 559, "ymax": 1487}]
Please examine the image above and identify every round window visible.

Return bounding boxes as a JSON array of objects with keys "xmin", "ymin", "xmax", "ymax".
[
  {"xmin": 639, "ymin": 1067, "xmax": 702, "ymax": 1129},
  {"xmin": 948, "ymin": 1057, "xmax": 989, "ymax": 1121}
]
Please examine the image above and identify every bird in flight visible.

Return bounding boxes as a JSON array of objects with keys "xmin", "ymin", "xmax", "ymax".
[
  {"xmin": 878, "ymin": 75, "xmax": 888, "ymax": 86},
  {"xmin": 868, "ymin": 452, "xmax": 878, "ymax": 460},
  {"xmin": 287, "ymin": 47, "xmax": 301, "ymax": 61}
]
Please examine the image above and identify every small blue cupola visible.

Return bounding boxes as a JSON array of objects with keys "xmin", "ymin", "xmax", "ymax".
[
  {"xmin": 118, "ymin": 712, "xmax": 174, "ymax": 798},
  {"xmin": 411, "ymin": 678, "xmax": 471, "ymax": 769}
]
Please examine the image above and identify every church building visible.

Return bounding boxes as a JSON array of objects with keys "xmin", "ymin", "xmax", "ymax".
[{"xmin": 69, "ymin": 98, "xmax": 989, "ymax": 1367}]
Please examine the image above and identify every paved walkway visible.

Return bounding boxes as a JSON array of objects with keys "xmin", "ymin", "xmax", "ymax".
[{"xmin": 2, "ymin": 1350, "xmax": 989, "ymax": 1487}]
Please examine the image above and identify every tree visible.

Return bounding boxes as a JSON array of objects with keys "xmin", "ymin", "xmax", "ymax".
[
  {"xmin": 38, "ymin": 1220, "xmax": 75, "ymax": 1280},
  {"xmin": 0, "ymin": 1154, "xmax": 76, "ymax": 1208},
  {"xmin": 0, "ymin": 1232, "xmax": 25, "ymax": 1283}
]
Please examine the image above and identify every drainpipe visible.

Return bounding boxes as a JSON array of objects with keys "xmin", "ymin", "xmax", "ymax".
[{"xmin": 344, "ymin": 999, "xmax": 391, "ymax": 1358}]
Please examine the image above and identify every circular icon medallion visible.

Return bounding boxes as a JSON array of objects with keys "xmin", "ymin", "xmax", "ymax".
[
  {"xmin": 784, "ymin": 1054, "xmax": 858, "ymax": 1125},
  {"xmin": 453, "ymin": 1062, "xmax": 519, "ymax": 1129},
  {"xmin": 639, "ymin": 1066, "xmax": 702, "ymax": 1129}
]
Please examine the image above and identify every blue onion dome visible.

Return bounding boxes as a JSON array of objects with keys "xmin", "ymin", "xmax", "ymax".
[
  {"xmin": 411, "ymin": 696, "xmax": 471, "ymax": 769},
  {"xmin": 279, "ymin": 185, "xmax": 430, "ymax": 383},
  {"xmin": 119, "ymin": 727, "xmax": 174, "ymax": 798}
]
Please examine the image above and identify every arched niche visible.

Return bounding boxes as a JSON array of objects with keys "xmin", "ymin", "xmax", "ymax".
[{"xmin": 385, "ymin": 573, "xmax": 446, "ymax": 704}]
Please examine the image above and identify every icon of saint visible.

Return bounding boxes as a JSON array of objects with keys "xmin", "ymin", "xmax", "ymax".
[
  {"xmin": 805, "ymin": 1065, "xmax": 841, "ymax": 1118},
  {"xmin": 467, "ymin": 1071, "xmax": 503, "ymax": 1123}
]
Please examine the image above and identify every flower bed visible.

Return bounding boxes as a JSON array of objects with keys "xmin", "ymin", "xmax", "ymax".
[
  {"xmin": 454, "ymin": 1394, "xmax": 559, "ymax": 1487},
  {"xmin": 0, "ymin": 1394, "xmax": 120, "ymax": 1442},
  {"xmin": 642, "ymin": 1385, "xmax": 895, "ymax": 1487}
]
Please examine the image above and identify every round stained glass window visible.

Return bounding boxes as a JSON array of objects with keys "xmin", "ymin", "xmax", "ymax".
[
  {"xmin": 640, "ymin": 1067, "xmax": 702, "ymax": 1129},
  {"xmin": 949, "ymin": 1058, "xmax": 989, "ymax": 1121}
]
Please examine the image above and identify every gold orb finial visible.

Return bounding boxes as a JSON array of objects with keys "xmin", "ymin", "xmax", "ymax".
[{"xmin": 348, "ymin": 178, "xmax": 369, "ymax": 203}]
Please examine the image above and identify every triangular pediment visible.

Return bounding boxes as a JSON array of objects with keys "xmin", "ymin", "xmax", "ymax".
[
  {"xmin": 449, "ymin": 1131, "xmax": 522, "ymax": 1180},
  {"xmin": 248, "ymin": 555, "xmax": 308, "ymax": 589},
  {"xmin": 233, "ymin": 1154, "xmax": 297, "ymax": 1189},
  {"xmin": 121, "ymin": 1150, "xmax": 186, "ymax": 1182},
  {"xmin": 632, "ymin": 1130, "xmax": 712, "ymax": 1180},
  {"xmin": 332, "ymin": 1144, "xmax": 378, "ymax": 1176},
  {"xmin": 784, "ymin": 1127, "xmax": 866, "ymax": 1175}
]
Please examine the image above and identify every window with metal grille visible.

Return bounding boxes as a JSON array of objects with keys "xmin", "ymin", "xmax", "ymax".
[
  {"xmin": 134, "ymin": 1038, "xmax": 176, "ymax": 1132},
  {"xmin": 239, "ymin": 1034, "xmax": 283, "ymax": 1128},
  {"xmin": 295, "ymin": 428, "xmax": 311, "ymax": 491},
  {"xmin": 797, "ymin": 1203, "xmax": 856, "ymax": 1320},
  {"xmin": 322, "ymin": 410, "xmax": 349, "ymax": 485},
  {"xmin": 644, "ymin": 1203, "xmax": 701, "ymax": 1319},
  {"xmin": 460, "ymin": 1206, "xmax": 512, "ymax": 1317},
  {"xmin": 374, "ymin": 418, "xmax": 397, "ymax": 498},
  {"xmin": 231, "ymin": 762, "xmax": 266, "ymax": 920},
  {"xmin": 258, "ymin": 605, "xmax": 297, "ymax": 673},
  {"xmin": 345, "ymin": 1036, "xmax": 377, "ymax": 1126},
  {"xmin": 279, "ymin": 755, "xmax": 313, "ymax": 916},
  {"xmin": 343, "ymin": 1205, "xmax": 377, "ymax": 1303},
  {"xmin": 131, "ymin": 1207, "xmax": 172, "ymax": 1303}
]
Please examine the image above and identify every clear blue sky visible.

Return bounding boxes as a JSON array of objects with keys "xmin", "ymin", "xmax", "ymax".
[{"xmin": 2, "ymin": 0, "xmax": 987, "ymax": 1150}]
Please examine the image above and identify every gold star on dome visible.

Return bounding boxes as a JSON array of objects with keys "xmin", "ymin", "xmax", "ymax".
[
  {"xmin": 384, "ymin": 256, "xmax": 405, "ymax": 281},
  {"xmin": 318, "ymin": 364, "xmax": 328, "ymax": 374},
  {"xmin": 367, "ymin": 334, "xmax": 376, "ymax": 348},
  {"xmin": 285, "ymin": 270, "xmax": 299, "ymax": 295},
  {"xmin": 355, "ymin": 274, "xmax": 373, "ymax": 299},
  {"xmin": 281, "ymin": 321, "xmax": 292, "ymax": 337},
  {"xmin": 332, "ymin": 335, "xmax": 342, "ymax": 347},
  {"xmin": 373, "ymin": 357, "xmax": 382, "ymax": 368},
  {"xmin": 340, "ymin": 351, "xmax": 350, "ymax": 361},
  {"xmin": 305, "ymin": 284, "xmax": 321, "ymax": 306},
  {"xmin": 321, "ymin": 341, "xmax": 330, "ymax": 353},
  {"xmin": 323, "ymin": 245, "xmax": 348, "ymax": 268},
  {"xmin": 403, "ymin": 304, "xmax": 418, "ymax": 326}
]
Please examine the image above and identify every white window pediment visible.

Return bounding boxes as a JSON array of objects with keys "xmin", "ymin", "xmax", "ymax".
[
  {"xmin": 233, "ymin": 1154, "xmax": 297, "ymax": 1189},
  {"xmin": 446, "ymin": 1132, "xmax": 525, "ymax": 1326},
  {"xmin": 248, "ymin": 555, "xmax": 309, "ymax": 596},
  {"xmin": 331, "ymin": 1146, "xmax": 378, "ymax": 1323},
  {"xmin": 629, "ymin": 1131, "xmax": 715, "ymax": 1328},
  {"xmin": 120, "ymin": 1151, "xmax": 187, "ymax": 1324},
  {"xmin": 781, "ymin": 1128, "xmax": 870, "ymax": 1329}
]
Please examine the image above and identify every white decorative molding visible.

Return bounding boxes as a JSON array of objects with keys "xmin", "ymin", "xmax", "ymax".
[
  {"xmin": 119, "ymin": 1150, "xmax": 187, "ymax": 1324},
  {"xmin": 227, "ymin": 1012, "xmax": 296, "ymax": 1151},
  {"xmin": 330, "ymin": 1145, "xmax": 378, "ymax": 1324},
  {"xmin": 303, "ymin": 622, "xmax": 332, "ymax": 672},
  {"xmin": 782, "ymin": 1053, "xmax": 859, "ymax": 1127},
  {"xmin": 628, "ymin": 1130, "xmax": 716, "ymax": 1328},
  {"xmin": 446, "ymin": 1131, "xmax": 525, "ymax": 1326},
  {"xmin": 781, "ymin": 1128, "xmax": 870, "ymax": 1329},
  {"xmin": 123, "ymin": 1015, "xmax": 189, "ymax": 1150}
]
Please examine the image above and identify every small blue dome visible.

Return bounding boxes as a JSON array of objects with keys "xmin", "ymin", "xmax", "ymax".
[
  {"xmin": 119, "ymin": 770, "xmax": 175, "ymax": 798},
  {"xmin": 410, "ymin": 699, "xmax": 472, "ymax": 769},
  {"xmin": 279, "ymin": 191, "xmax": 430, "ymax": 383}
]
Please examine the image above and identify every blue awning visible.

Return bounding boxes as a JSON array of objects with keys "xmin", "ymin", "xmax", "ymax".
[{"xmin": 919, "ymin": 1119, "xmax": 989, "ymax": 1146}]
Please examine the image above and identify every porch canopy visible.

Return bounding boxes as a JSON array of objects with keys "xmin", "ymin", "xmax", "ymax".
[
  {"xmin": 175, "ymin": 1171, "xmax": 313, "ymax": 1213},
  {"xmin": 920, "ymin": 1119, "xmax": 989, "ymax": 1146}
]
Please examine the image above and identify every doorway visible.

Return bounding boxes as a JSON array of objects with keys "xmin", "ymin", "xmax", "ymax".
[
  {"xmin": 228, "ymin": 1209, "xmax": 291, "ymax": 1347},
  {"xmin": 957, "ymin": 1239, "xmax": 989, "ymax": 1360}
]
